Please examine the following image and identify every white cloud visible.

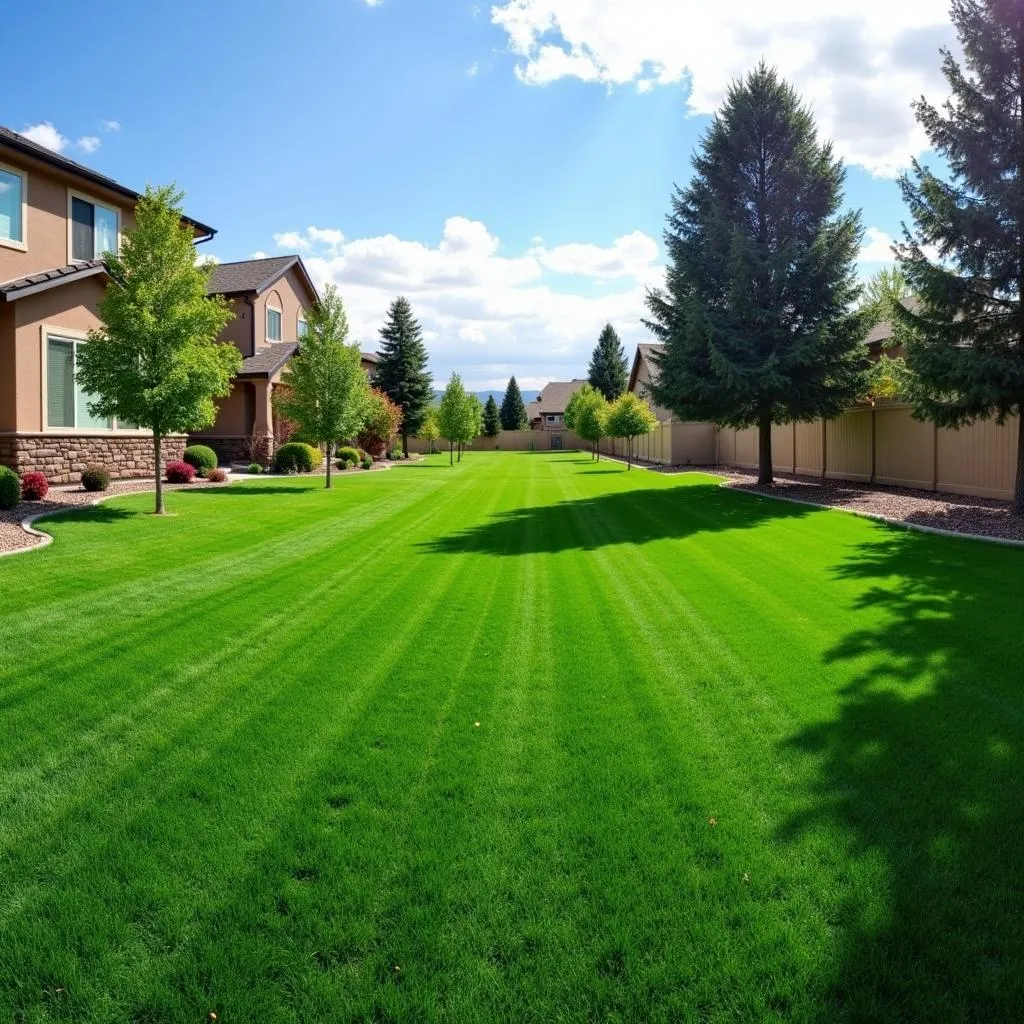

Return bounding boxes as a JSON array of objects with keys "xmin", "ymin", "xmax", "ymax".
[
  {"xmin": 491, "ymin": 0, "xmax": 953, "ymax": 177},
  {"xmin": 268, "ymin": 216, "xmax": 662, "ymax": 388},
  {"xmin": 197, "ymin": 252, "xmax": 221, "ymax": 265},
  {"xmin": 249, "ymin": 250, "xmax": 269, "ymax": 259},
  {"xmin": 859, "ymin": 227, "xmax": 897, "ymax": 263},
  {"xmin": 101, "ymin": 119, "xmax": 121, "ymax": 132},
  {"xmin": 467, "ymin": 61, "xmax": 480, "ymax": 77},
  {"xmin": 76, "ymin": 136, "xmax": 101, "ymax": 153},
  {"xmin": 20, "ymin": 122, "xmax": 69, "ymax": 152}
]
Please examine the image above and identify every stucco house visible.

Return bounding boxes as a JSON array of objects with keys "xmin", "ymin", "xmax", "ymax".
[
  {"xmin": 190, "ymin": 254, "xmax": 379, "ymax": 464},
  {"xmin": 0, "ymin": 125, "xmax": 216, "ymax": 482},
  {"xmin": 529, "ymin": 379, "xmax": 587, "ymax": 447}
]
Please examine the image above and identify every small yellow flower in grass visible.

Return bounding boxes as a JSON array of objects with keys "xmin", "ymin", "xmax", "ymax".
[
  {"xmin": 742, "ymin": 873, "xmax": 750, "ymax": 885},
  {"xmin": 209, "ymin": 1014, "xmax": 218, "ymax": 1022},
  {"xmin": 708, "ymin": 817, "xmax": 717, "ymax": 827},
  {"xmin": 474, "ymin": 721, "xmax": 481, "ymax": 728}
]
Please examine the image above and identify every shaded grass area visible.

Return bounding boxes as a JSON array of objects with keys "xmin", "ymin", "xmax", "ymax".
[{"xmin": 0, "ymin": 452, "xmax": 1022, "ymax": 1022}]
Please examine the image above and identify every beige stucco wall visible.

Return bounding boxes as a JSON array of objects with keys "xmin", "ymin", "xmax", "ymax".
[
  {"xmin": 218, "ymin": 296, "xmax": 254, "ymax": 357},
  {"xmin": 204, "ymin": 381, "xmax": 254, "ymax": 437},
  {"xmin": 0, "ymin": 302, "xmax": 15, "ymax": 431},
  {"xmin": 632, "ymin": 358, "xmax": 674, "ymax": 422},
  {"xmin": 251, "ymin": 267, "xmax": 314, "ymax": 351}
]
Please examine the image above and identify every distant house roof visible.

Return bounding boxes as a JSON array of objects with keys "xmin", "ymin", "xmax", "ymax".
[
  {"xmin": 237, "ymin": 342, "xmax": 299, "ymax": 380},
  {"xmin": 628, "ymin": 342, "xmax": 664, "ymax": 394},
  {"xmin": 0, "ymin": 259, "xmax": 107, "ymax": 302},
  {"xmin": 535, "ymin": 379, "xmax": 587, "ymax": 415},
  {"xmin": 0, "ymin": 125, "xmax": 216, "ymax": 238},
  {"xmin": 207, "ymin": 255, "xmax": 318, "ymax": 301},
  {"xmin": 360, "ymin": 351, "xmax": 379, "ymax": 365},
  {"xmin": 525, "ymin": 401, "xmax": 540, "ymax": 421}
]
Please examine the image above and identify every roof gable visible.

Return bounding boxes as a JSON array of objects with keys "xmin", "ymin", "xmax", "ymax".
[{"xmin": 207, "ymin": 255, "xmax": 319, "ymax": 305}]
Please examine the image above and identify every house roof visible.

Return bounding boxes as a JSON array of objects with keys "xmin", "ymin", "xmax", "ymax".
[
  {"xmin": 628, "ymin": 342, "xmax": 664, "ymax": 393},
  {"xmin": 535, "ymin": 379, "xmax": 587, "ymax": 415},
  {"xmin": 525, "ymin": 401, "xmax": 540, "ymax": 421},
  {"xmin": 360, "ymin": 351, "xmax": 379, "ymax": 365},
  {"xmin": 0, "ymin": 259, "xmax": 107, "ymax": 302},
  {"xmin": 0, "ymin": 125, "xmax": 216, "ymax": 238},
  {"xmin": 237, "ymin": 342, "xmax": 299, "ymax": 379},
  {"xmin": 207, "ymin": 255, "xmax": 318, "ymax": 303}
]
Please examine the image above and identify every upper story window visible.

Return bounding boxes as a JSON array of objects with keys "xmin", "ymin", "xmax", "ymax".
[
  {"xmin": 266, "ymin": 306, "xmax": 282, "ymax": 342},
  {"xmin": 546, "ymin": 414, "xmax": 556, "ymax": 423},
  {"xmin": 70, "ymin": 193, "xmax": 119, "ymax": 262},
  {"xmin": 0, "ymin": 164, "xmax": 27, "ymax": 250},
  {"xmin": 297, "ymin": 315, "xmax": 308, "ymax": 339}
]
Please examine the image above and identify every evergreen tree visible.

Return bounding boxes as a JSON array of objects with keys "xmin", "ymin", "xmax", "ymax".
[
  {"xmin": 500, "ymin": 376, "xmax": 528, "ymax": 430},
  {"xmin": 894, "ymin": 0, "xmax": 1024, "ymax": 512},
  {"xmin": 482, "ymin": 394, "xmax": 501, "ymax": 436},
  {"xmin": 587, "ymin": 323, "xmax": 629, "ymax": 401},
  {"xmin": 644, "ymin": 63, "xmax": 867, "ymax": 485},
  {"xmin": 373, "ymin": 296, "xmax": 433, "ymax": 458}
]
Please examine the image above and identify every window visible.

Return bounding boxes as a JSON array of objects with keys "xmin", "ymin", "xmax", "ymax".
[
  {"xmin": 266, "ymin": 306, "xmax": 282, "ymax": 342},
  {"xmin": 546, "ymin": 414, "xmax": 556, "ymax": 423},
  {"xmin": 45, "ymin": 335, "xmax": 112, "ymax": 429},
  {"xmin": 0, "ymin": 165, "xmax": 26, "ymax": 248},
  {"xmin": 70, "ymin": 194, "xmax": 119, "ymax": 261},
  {"xmin": 297, "ymin": 315, "xmax": 308, "ymax": 339}
]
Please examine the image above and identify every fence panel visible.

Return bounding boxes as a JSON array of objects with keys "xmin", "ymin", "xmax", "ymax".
[
  {"xmin": 874, "ymin": 405, "xmax": 934, "ymax": 490},
  {"xmin": 937, "ymin": 416, "xmax": 1018, "ymax": 499},
  {"xmin": 825, "ymin": 410, "xmax": 872, "ymax": 482},
  {"xmin": 794, "ymin": 422, "xmax": 823, "ymax": 476}
]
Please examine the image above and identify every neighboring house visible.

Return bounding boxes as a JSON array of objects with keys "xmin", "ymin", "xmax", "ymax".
[
  {"xmin": 191, "ymin": 254, "xmax": 379, "ymax": 463},
  {"xmin": 530, "ymin": 379, "xmax": 587, "ymax": 447},
  {"xmin": 0, "ymin": 125, "xmax": 216, "ymax": 482},
  {"xmin": 627, "ymin": 343, "xmax": 674, "ymax": 422}
]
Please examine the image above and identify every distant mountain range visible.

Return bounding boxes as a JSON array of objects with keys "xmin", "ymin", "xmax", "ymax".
[{"xmin": 433, "ymin": 389, "xmax": 541, "ymax": 405}]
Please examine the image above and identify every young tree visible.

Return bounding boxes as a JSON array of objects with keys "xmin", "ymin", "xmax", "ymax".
[
  {"xmin": 564, "ymin": 382, "xmax": 609, "ymax": 460},
  {"xmin": 605, "ymin": 392, "xmax": 657, "ymax": 469},
  {"xmin": 373, "ymin": 296, "xmax": 433, "ymax": 458},
  {"xmin": 500, "ymin": 376, "xmax": 528, "ymax": 430},
  {"xmin": 894, "ymin": 0, "xmax": 1024, "ymax": 512},
  {"xmin": 275, "ymin": 284, "xmax": 369, "ymax": 489},
  {"xmin": 482, "ymin": 394, "xmax": 501, "ymax": 436},
  {"xmin": 437, "ymin": 373, "xmax": 471, "ymax": 465},
  {"xmin": 418, "ymin": 407, "xmax": 441, "ymax": 454},
  {"xmin": 645, "ymin": 63, "xmax": 867, "ymax": 485},
  {"xmin": 76, "ymin": 185, "xmax": 238, "ymax": 515},
  {"xmin": 461, "ymin": 395, "xmax": 483, "ymax": 461},
  {"xmin": 357, "ymin": 387, "xmax": 403, "ymax": 459},
  {"xmin": 587, "ymin": 323, "xmax": 628, "ymax": 401}
]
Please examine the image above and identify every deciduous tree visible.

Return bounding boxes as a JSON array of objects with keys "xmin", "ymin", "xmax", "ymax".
[
  {"xmin": 76, "ymin": 185, "xmax": 238, "ymax": 514},
  {"xmin": 275, "ymin": 284, "xmax": 369, "ymax": 489},
  {"xmin": 357, "ymin": 388, "xmax": 403, "ymax": 460},
  {"xmin": 564, "ymin": 383, "xmax": 609, "ymax": 460},
  {"xmin": 437, "ymin": 373, "xmax": 472, "ymax": 465},
  {"xmin": 418, "ymin": 407, "xmax": 441, "ymax": 454},
  {"xmin": 645, "ymin": 63, "xmax": 867, "ymax": 485},
  {"xmin": 605, "ymin": 392, "xmax": 657, "ymax": 469},
  {"xmin": 894, "ymin": 0, "xmax": 1024, "ymax": 512}
]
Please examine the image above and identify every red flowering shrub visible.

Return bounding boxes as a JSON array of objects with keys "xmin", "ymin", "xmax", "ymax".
[
  {"xmin": 206, "ymin": 468, "xmax": 227, "ymax": 483},
  {"xmin": 166, "ymin": 461, "xmax": 195, "ymax": 484},
  {"xmin": 20, "ymin": 471, "xmax": 49, "ymax": 500},
  {"xmin": 357, "ymin": 388, "xmax": 403, "ymax": 460}
]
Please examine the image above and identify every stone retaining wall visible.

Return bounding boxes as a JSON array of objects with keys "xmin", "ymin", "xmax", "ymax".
[
  {"xmin": 0, "ymin": 433, "xmax": 186, "ymax": 484},
  {"xmin": 188, "ymin": 434, "xmax": 272, "ymax": 466}
]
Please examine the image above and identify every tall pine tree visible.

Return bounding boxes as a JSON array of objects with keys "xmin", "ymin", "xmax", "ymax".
[
  {"xmin": 645, "ymin": 63, "xmax": 867, "ymax": 485},
  {"xmin": 373, "ymin": 296, "xmax": 433, "ymax": 457},
  {"xmin": 587, "ymin": 324, "xmax": 628, "ymax": 401},
  {"xmin": 482, "ymin": 394, "xmax": 501, "ymax": 436},
  {"xmin": 500, "ymin": 376, "xmax": 528, "ymax": 430},
  {"xmin": 894, "ymin": 0, "xmax": 1024, "ymax": 513}
]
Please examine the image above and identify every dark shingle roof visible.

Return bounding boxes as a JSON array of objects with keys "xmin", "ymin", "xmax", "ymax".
[
  {"xmin": 237, "ymin": 342, "xmax": 299, "ymax": 379},
  {"xmin": 360, "ymin": 350, "xmax": 379, "ymax": 364},
  {"xmin": 0, "ymin": 260, "xmax": 107, "ymax": 302},
  {"xmin": 207, "ymin": 256, "xmax": 300, "ymax": 297},
  {"xmin": 0, "ymin": 125, "xmax": 216, "ymax": 237}
]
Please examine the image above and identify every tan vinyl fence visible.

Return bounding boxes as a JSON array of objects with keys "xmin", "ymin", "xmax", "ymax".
[
  {"xmin": 717, "ymin": 402, "xmax": 1020, "ymax": 500},
  {"xmin": 406, "ymin": 429, "xmax": 589, "ymax": 454},
  {"xmin": 597, "ymin": 421, "xmax": 717, "ymax": 466}
]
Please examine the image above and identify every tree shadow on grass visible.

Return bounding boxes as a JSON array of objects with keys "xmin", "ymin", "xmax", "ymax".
[
  {"xmin": 780, "ymin": 530, "xmax": 1024, "ymax": 1020},
  {"xmin": 29, "ymin": 503, "xmax": 138, "ymax": 527},
  {"xmin": 187, "ymin": 484, "xmax": 318, "ymax": 497},
  {"xmin": 420, "ymin": 483, "xmax": 811, "ymax": 556}
]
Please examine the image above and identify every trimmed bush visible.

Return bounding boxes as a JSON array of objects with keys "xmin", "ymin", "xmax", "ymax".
[
  {"xmin": 183, "ymin": 444, "xmax": 218, "ymax": 477},
  {"xmin": 81, "ymin": 466, "xmax": 111, "ymax": 492},
  {"xmin": 273, "ymin": 442, "xmax": 321, "ymax": 474},
  {"xmin": 20, "ymin": 471, "xmax": 49, "ymax": 501},
  {"xmin": 207, "ymin": 468, "xmax": 228, "ymax": 483},
  {"xmin": 388, "ymin": 448, "xmax": 403, "ymax": 462},
  {"xmin": 247, "ymin": 463, "xmax": 264, "ymax": 475},
  {"xmin": 0, "ymin": 465, "xmax": 21, "ymax": 510},
  {"xmin": 337, "ymin": 446, "xmax": 360, "ymax": 466},
  {"xmin": 360, "ymin": 456, "xmax": 373, "ymax": 470},
  {"xmin": 166, "ymin": 461, "xmax": 196, "ymax": 484}
]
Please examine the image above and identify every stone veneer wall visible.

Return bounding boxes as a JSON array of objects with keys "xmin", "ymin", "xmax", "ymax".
[
  {"xmin": 189, "ymin": 435, "xmax": 273, "ymax": 466},
  {"xmin": 0, "ymin": 434, "xmax": 186, "ymax": 484}
]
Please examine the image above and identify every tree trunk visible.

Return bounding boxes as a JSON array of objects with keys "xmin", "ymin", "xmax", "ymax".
[
  {"xmin": 402, "ymin": 429, "xmax": 409, "ymax": 459},
  {"xmin": 1014, "ymin": 414, "xmax": 1024, "ymax": 514},
  {"xmin": 153, "ymin": 432, "xmax": 165, "ymax": 515},
  {"xmin": 758, "ymin": 409, "xmax": 773, "ymax": 486},
  {"xmin": 627, "ymin": 437, "xmax": 633, "ymax": 470},
  {"xmin": 450, "ymin": 441, "xmax": 454, "ymax": 466},
  {"xmin": 458, "ymin": 443, "xmax": 463, "ymax": 463},
  {"xmin": 326, "ymin": 442, "xmax": 333, "ymax": 490}
]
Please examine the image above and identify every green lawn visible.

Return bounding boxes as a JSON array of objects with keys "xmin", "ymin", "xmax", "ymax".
[{"xmin": 1, "ymin": 451, "xmax": 1022, "ymax": 1023}]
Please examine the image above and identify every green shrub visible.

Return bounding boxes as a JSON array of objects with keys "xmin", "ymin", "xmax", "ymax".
[
  {"xmin": 273, "ymin": 442, "xmax": 321, "ymax": 474},
  {"xmin": 0, "ymin": 465, "xmax": 21, "ymax": 510},
  {"xmin": 360, "ymin": 456, "xmax": 373, "ymax": 470},
  {"xmin": 337, "ymin": 446, "xmax": 361, "ymax": 466},
  {"xmin": 183, "ymin": 444, "xmax": 218, "ymax": 477},
  {"xmin": 247, "ymin": 463, "xmax": 264, "ymax": 475},
  {"xmin": 387, "ymin": 447, "xmax": 403, "ymax": 461},
  {"xmin": 81, "ymin": 466, "xmax": 111, "ymax": 492}
]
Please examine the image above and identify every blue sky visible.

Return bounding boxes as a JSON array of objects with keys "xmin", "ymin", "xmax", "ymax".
[{"xmin": 5, "ymin": 0, "xmax": 953, "ymax": 389}]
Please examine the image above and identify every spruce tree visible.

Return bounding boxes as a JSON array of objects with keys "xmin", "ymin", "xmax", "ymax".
[
  {"xmin": 482, "ymin": 394, "xmax": 501, "ymax": 436},
  {"xmin": 587, "ymin": 324, "xmax": 628, "ymax": 401},
  {"xmin": 373, "ymin": 296, "xmax": 433, "ymax": 458},
  {"xmin": 644, "ymin": 63, "xmax": 867, "ymax": 485},
  {"xmin": 894, "ymin": 0, "xmax": 1024, "ymax": 513},
  {"xmin": 500, "ymin": 376, "xmax": 528, "ymax": 430}
]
